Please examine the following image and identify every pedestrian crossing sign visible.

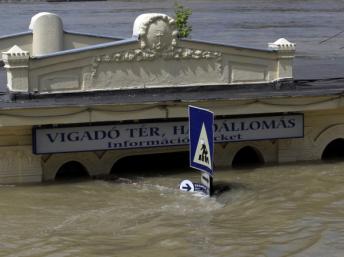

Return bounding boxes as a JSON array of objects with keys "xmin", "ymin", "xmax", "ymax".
[{"xmin": 189, "ymin": 105, "xmax": 214, "ymax": 175}]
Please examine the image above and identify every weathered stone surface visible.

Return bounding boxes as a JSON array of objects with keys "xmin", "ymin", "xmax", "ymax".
[
  {"xmin": 30, "ymin": 12, "xmax": 64, "ymax": 56},
  {"xmin": 2, "ymin": 45, "xmax": 29, "ymax": 92}
]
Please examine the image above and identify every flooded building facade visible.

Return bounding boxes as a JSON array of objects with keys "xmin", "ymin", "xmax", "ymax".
[{"xmin": 0, "ymin": 12, "xmax": 343, "ymax": 184}]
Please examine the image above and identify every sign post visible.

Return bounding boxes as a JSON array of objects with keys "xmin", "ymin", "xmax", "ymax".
[{"xmin": 188, "ymin": 105, "xmax": 214, "ymax": 196}]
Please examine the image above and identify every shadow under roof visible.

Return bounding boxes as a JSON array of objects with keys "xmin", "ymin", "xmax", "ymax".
[{"xmin": 0, "ymin": 79, "xmax": 341, "ymax": 110}]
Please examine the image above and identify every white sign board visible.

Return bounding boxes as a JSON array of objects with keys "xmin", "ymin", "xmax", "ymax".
[
  {"xmin": 179, "ymin": 180, "xmax": 195, "ymax": 192},
  {"xmin": 179, "ymin": 179, "xmax": 208, "ymax": 194},
  {"xmin": 33, "ymin": 114, "xmax": 303, "ymax": 154}
]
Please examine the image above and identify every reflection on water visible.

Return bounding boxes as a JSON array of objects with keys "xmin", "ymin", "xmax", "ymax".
[{"xmin": 0, "ymin": 161, "xmax": 343, "ymax": 256}]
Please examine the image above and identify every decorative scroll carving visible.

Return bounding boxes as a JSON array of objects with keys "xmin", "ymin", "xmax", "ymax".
[
  {"xmin": 97, "ymin": 48, "xmax": 221, "ymax": 62},
  {"xmin": 90, "ymin": 48, "xmax": 222, "ymax": 78}
]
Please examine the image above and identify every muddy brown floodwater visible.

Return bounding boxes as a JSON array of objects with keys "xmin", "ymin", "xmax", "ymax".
[
  {"xmin": 0, "ymin": 1, "xmax": 344, "ymax": 256},
  {"xmin": 0, "ymin": 162, "xmax": 344, "ymax": 256}
]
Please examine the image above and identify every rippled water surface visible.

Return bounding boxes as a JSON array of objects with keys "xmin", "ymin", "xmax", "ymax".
[
  {"xmin": 0, "ymin": 1, "xmax": 344, "ymax": 256},
  {"xmin": 0, "ymin": 0, "xmax": 344, "ymax": 78},
  {"xmin": 1, "ymin": 162, "xmax": 344, "ymax": 256}
]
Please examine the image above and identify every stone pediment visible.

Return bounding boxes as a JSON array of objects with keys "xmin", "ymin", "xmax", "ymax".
[{"xmin": 1, "ymin": 12, "xmax": 295, "ymax": 94}]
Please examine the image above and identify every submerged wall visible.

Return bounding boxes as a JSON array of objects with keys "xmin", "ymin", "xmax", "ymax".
[
  {"xmin": 0, "ymin": 12, "xmax": 342, "ymax": 184},
  {"xmin": 0, "ymin": 127, "xmax": 41, "ymax": 183},
  {"xmin": 1, "ymin": 107, "xmax": 344, "ymax": 184}
]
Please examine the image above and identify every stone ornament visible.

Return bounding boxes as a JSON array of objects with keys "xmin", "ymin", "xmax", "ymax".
[
  {"xmin": 90, "ymin": 48, "xmax": 222, "ymax": 79},
  {"xmin": 2, "ymin": 45, "xmax": 30, "ymax": 92},
  {"xmin": 2, "ymin": 45, "xmax": 30, "ymax": 67},
  {"xmin": 93, "ymin": 47, "xmax": 221, "ymax": 63},
  {"xmin": 268, "ymin": 38, "xmax": 296, "ymax": 51},
  {"xmin": 90, "ymin": 14, "xmax": 222, "ymax": 78},
  {"xmin": 133, "ymin": 13, "xmax": 178, "ymax": 52}
]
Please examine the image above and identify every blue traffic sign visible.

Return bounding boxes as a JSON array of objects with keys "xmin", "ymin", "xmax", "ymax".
[{"xmin": 189, "ymin": 105, "xmax": 214, "ymax": 175}]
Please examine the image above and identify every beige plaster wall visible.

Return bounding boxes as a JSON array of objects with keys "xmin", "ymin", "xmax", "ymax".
[
  {"xmin": 26, "ymin": 40, "xmax": 283, "ymax": 94},
  {"xmin": 0, "ymin": 146, "xmax": 41, "ymax": 184},
  {"xmin": 42, "ymin": 145, "xmax": 188, "ymax": 182},
  {"xmin": 0, "ymin": 33, "xmax": 32, "ymax": 60},
  {"xmin": 0, "ymin": 32, "xmax": 119, "ymax": 62},
  {"xmin": 214, "ymin": 140, "xmax": 278, "ymax": 168},
  {"xmin": 1, "ymin": 107, "xmax": 344, "ymax": 184},
  {"xmin": 0, "ymin": 95, "xmax": 342, "ymax": 128},
  {"xmin": 278, "ymin": 107, "xmax": 344, "ymax": 162},
  {"xmin": 41, "ymin": 107, "xmax": 344, "ymax": 181},
  {"xmin": 214, "ymin": 107, "xmax": 344, "ymax": 166},
  {"xmin": 63, "ymin": 33, "xmax": 119, "ymax": 50},
  {"xmin": 0, "ymin": 126, "xmax": 42, "ymax": 184}
]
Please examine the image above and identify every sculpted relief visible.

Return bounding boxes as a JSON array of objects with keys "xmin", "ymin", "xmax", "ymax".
[
  {"xmin": 31, "ymin": 13, "xmax": 277, "ymax": 93},
  {"xmin": 89, "ymin": 48, "xmax": 222, "ymax": 80},
  {"xmin": 3, "ymin": 12, "xmax": 292, "ymax": 94},
  {"xmin": 26, "ymin": 13, "xmax": 278, "ymax": 93},
  {"xmin": 85, "ymin": 13, "xmax": 223, "ymax": 90}
]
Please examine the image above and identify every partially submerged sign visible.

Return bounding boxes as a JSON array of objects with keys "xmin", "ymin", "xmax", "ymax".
[
  {"xmin": 184, "ymin": 106, "xmax": 215, "ymax": 196},
  {"xmin": 179, "ymin": 180, "xmax": 209, "ymax": 195},
  {"xmin": 179, "ymin": 180, "xmax": 194, "ymax": 192},
  {"xmin": 201, "ymin": 172, "xmax": 213, "ymax": 195},
  {"xmin": 189, "ymin": 105, "xmax": 214, "ymax": 175}
]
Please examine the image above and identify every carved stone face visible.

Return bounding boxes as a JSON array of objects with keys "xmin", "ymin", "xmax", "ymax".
[{"xmin": 146, "ymin": 19, "xmax": 172, "ymax": 51}]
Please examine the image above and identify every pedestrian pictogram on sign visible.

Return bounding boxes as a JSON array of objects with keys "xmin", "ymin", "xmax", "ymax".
[{"xmin": 193, "ymin": 124, "xmax": 212, "ymax": 170}]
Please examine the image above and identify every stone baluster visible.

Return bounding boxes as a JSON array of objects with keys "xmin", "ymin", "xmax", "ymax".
[
  {"xmin": 2, "ymin": 45, "xmax": 29, "ymax": 92},
  {"xmin": 268, "ymin": 38, "xmax": 296, "ymax": 80}
]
